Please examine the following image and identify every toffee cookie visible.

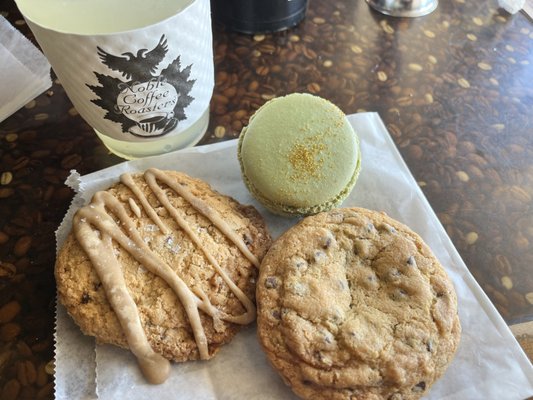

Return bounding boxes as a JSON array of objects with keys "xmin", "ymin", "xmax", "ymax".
[
  {"xmin": 257, "ymin": 208, "xmax": 460, "ymax": 400},
  {"xmin": 56, "ymin": 169, "xmax": 271, "ymax": 383}
]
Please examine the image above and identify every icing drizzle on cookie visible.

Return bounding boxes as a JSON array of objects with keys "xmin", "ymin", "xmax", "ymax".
[{"xmin": 73, "ymin": 169, "xmax": 258, "ymax": 383}]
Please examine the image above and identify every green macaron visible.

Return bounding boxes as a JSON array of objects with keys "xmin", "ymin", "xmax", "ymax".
[{"xmin": 238, "ymin": 93, "xmax": 361, "ymax": 217}]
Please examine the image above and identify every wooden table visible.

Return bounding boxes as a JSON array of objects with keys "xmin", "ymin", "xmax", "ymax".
[{"xmin": 0, "ymin": 0, "xmax": 532, "ymax": 398}]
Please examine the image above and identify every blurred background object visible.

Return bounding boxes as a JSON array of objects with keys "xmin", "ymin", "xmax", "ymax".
[
  {"xmin": 211, "ymin": 0, "xmax": 308, "ymax": 33},
  {"xmin": 366, "ymin": 0, "xmax": 438, "ymax": 17}
]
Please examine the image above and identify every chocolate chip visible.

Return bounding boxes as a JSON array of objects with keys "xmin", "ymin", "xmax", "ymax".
[
  {"xmin": 390, "ymin": 288, "xmax": 408, "ymax": 301},
  {"xmin": 243, "ymin": 233, "xmax": 253, "ymax": 246},
  {"xmin": 354, "ymin": 240, "xmax": 370, "ymax": 256},
  {"xmin": 81, "ymin": 292, "xmax": 91, "ymax": 304},
  {"xmin": 413, "ymin": 382, "xmax": 426, "ymax": 392},
  {"xmin": 366, "ymin": 275, "xmax": 379, "ymax": 289},
  {"xmin": 264, "ymin": 276, "xmax": 279, "ymax": 289},
  {"xmin": 271, "ymin": 310, "xmax": 281, "ymax": 320},
  {"xmin": 319, "ymin": 231, "xmax": 334, "ymax": 249},
  {"xmin": 294, "ymin": 258, "xmax": 308, "ymax": 270},
  {"xmin": 313, "ymin": 250, "xmax": 327, "ymax": 263},
  {"xmin": 330, "ymin": 309, "xmax": 343, "ymax": 323},
  {"xmin": 321, "ymin": 329, "xmax": 334, "ymax": 344}
]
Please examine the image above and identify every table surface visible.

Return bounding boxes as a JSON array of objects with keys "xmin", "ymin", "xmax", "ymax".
[{"xmin": 1, "ymin": 0, "xmax": 532, "ymax": 398}]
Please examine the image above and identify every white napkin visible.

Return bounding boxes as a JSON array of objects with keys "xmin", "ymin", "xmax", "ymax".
[
  {"xmin": 522, "ymin": 0, "xmax": 533, "ymax": 17},
  {"xmin": 0, "ymin": 16, "xmax": 52, "ymax": 122},
  {"xmin": 54, "ymin": 113, "xmax": 533, "ymax": 400},
  {"xmin": 498, "ymin": 0, "xmax": 525, "ymax": 14}
]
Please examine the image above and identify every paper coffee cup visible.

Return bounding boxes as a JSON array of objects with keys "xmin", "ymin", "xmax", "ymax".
[{"xmin": 16, "ymin": 0, "xmax": 214, "ymax": 158}]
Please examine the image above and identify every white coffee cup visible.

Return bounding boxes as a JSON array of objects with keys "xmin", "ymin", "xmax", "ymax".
[{"xmin": 16, "ymin": 0, "xmax": 214, "ymax": 159}]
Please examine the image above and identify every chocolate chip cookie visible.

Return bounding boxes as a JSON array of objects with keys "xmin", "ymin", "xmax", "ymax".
[
  {"xmin": 56, "ymin": 169, "xmax": 271, "ymax": 383},
  {"xmin": 257, "ymin": 207, "xmax": 460, "ymax": 399}
]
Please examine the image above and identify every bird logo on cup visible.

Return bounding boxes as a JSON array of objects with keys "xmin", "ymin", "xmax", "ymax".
[{"xmin": 87, "ymin": 35, "xmax": 195, "ymax": 138}]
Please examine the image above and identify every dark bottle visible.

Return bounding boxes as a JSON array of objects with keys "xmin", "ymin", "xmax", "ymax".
[{"xmin": 211, "ymin": 0, "xmax": 308, "ymax": 34}]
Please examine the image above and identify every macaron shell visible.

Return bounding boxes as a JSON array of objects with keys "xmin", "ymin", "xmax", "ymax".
[
  {"xmin": 239, "ymin": 141, "xmax": 361, "ymax": 217},
  {"xmin": 238, "ymin": 93, "xmax": 361, "ymax": 216}
]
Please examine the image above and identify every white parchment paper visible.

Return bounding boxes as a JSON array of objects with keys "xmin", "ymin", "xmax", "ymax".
[
  {"xmin": 54, "ymin": 113, "xmax": 533, "ymax": 400},
  {"xmin": 0, "ymin": 16, "xmax": 52, "ymax": 122}
]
